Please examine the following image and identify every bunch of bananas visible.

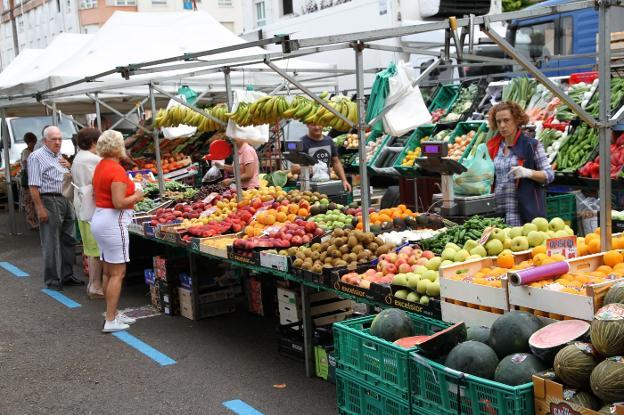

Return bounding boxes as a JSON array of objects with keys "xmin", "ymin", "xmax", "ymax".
[
  {"xmin": 153, "ymin": 104, "xmax": 229, "ymax": 132},
  {"xmin": 197, "ymin": 104, "xmax": 228, "ymax": 132},
  {"xmin": 308, "ymin": 95, "xmax": 358, "ymax": 131}
]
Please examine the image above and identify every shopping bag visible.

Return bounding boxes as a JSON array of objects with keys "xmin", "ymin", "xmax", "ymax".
[
  {"xmin": 162, "ymin": 96, "xmax": 197, "ymax": 140},
  {"xmin": 226, "ymin": 89, "xmax": 269, "ymax": 147},
  {"xmin": 78, "ymin": 184, "xmax": 96, "ymax": 221},
  {"xmin": 453, "ymin": 143, "xmax": 495, "ymax": 196},
  {"xmin": 366, "ymin": 63, "xmax": 395, "ymax": 134}
]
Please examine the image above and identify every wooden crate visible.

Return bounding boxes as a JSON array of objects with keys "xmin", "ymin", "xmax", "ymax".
[
  {"xmin": 198, "ymin": 234, "xmax": 238, "ymax": 258},
  {"xmin": 508, "ymin": 252, "xmax": 624, "ymax": 321},
  {"xmin": 440, "ymin": 300, "xmax": 504, "ymax": 327},
  {"xmin": 534, "ymin": 374, "xmax": 624, "ymax": 415}
]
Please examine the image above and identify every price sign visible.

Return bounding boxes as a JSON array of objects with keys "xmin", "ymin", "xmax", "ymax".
[
  {"xmin": 252, "ymin": 206, "xmax": 268, "ymax": 220},
  {"xmin": 261, "ymin": 224, "xmax": 283, "ymax": 236},
  {"xmin": 200, "ymin": 206, "xmax": 217, "ymax": 217},
  {"xmin": 202, "ymin": 192, "xmax": 219, "ymax": 204},
  {"xmin": 546, "ymin": 236, "xmax": 578, "ymax": 259},
  {"xmin": 479, "ymin": 227, "xmax": 494, "ymax": 245}
]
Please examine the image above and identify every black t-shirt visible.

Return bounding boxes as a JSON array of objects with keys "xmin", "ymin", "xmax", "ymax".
[{"xmin": 300, "ymin": 135, "xmax": 337, "ymax": 175}]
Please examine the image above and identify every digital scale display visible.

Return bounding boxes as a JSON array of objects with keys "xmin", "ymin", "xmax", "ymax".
[{"xmin": 422, "ymin": 141, "xmax": 447, "ymax": 157}]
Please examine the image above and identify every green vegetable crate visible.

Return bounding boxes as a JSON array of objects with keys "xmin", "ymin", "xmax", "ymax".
[
  {"xmin": 351, "ymin": 131, "xmax": 391, "ymax": 168},
  {"xmin": 446, "ymin": 121, "xmax": 487, "ymax": 163},
  {"xmin": 333, "ymin": 313, "xmax": 449, "ymax": 401},
  {"xmin": 393, "ymin": 125, "xmax": 436, "ymax": 176},
  {"xmin": 555, "ymin": 124, "xmax": 598, "ymax": 172},
  {"xmin": 409, "ymin": 354, "xmax": 535, "ymax": 415},
  {"xmin": 546, "ymin": 193, "xmax": 577, "ymax": 231},
  {"xmin": 428, "ymin": 84, "xmax": 461, "ymax": 113},
  {"xmin": 459, "ymin": 123, "xmax": 493, "ymax": 163},
  {"xmin": 337, "ymin": 369, "xmax": 411, "ymax": 415}
]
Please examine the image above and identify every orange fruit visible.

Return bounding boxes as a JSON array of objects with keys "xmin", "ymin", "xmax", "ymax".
[
  {"xmin": 297, "ymin": 208, "xmax": 309, "ymax": 217},
  {"xmin": 586, "ymin": 233, "xmax": 599, "ymax": 243},
  {"xmin": 604, "ymin": 250, "xmax": 624, "ymax": 267},
  {"xmin": 264, "ymin": 214, "xmax": 276, "ymax": 226},
  {"xmin": 288, "ymin": 204, "xmax": 299, "ymax": 214},
  {"xmin": 588, "ymin": 239, "xmax": 601, "ymax": 254},
  {"xmin": 595, "ymin": 227, "xmax": 601, "ymax": 235},
  {"xmin": 596, "ymin": 265, "xmax": 614, "ymax": 275},
  {"xmin": 497, "ymin": 253, "xmax": 514, "ymax": 269},
  {"xmin": 551, "ymin": 254, "xmax": 566, "ymax": 262},
  {"xmin": 276, "ymin": 212, "xmax": 287, "ymax": 222},
  {"xmin": 613, "ymin": 262, "xmax": 624, "ymax": 272},
  {"xmin": 532, "ymin": 245, "xmax": 547, "ymax": 258},
  {"xmin": 533, "ymin": 253, "xmax": 547, "ymax": 266}
]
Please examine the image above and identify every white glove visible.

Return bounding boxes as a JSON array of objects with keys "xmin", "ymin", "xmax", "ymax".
[
  {"xmin": 509, "ymin": 165, "xmax": 533, "ymax": 179},
  {"xmin": 214, "ymin": 161, "xmax": 225, "ymax": 169}
]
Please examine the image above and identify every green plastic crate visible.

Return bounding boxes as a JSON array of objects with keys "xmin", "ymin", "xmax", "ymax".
[
  {"xmin": 393, "ymin": 125, "xmax": 436, "ymax": 175},
  {"xmin": 337, "ymin": 369, "xmax": 411, "ymax": 415},
  {"xmin": 333, "ymin": 313, "xmax": 449, "ymax": 400},
  {"xmin": 351, "ymin": 131, "xmax": 389, "ymax": 168},
  {"xmin": 428, "ymin": 84, "xmax": 461, "ymax": 113},
  {"xmin": 409, "ymin": 353, "xmax": 534, "ymax": 415},
  {"xmin": 446, "ymin": 121, "xmax": 487, "ymax": 161},
  {"xmin": 546, "ymin": 193, "xmax": 576, "ymax": 218}
]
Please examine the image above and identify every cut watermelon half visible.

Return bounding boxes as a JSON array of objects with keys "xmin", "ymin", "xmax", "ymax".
[{"xmin": 529, "ymin": 320, "xmax": 591, "ymax": 364}]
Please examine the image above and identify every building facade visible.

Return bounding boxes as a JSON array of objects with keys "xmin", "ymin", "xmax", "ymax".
[
  {"xmin": 78, "ymin": 0, "xmax": 137, "ymax": 34},
  {"xmin": 241, "ymin": 0, "xmax": 352, "ymax": 32}
]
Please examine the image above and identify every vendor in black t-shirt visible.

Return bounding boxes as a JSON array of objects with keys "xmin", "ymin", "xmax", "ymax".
[{"xmin": 290, "ymin": 124, "xmax": 352, "ymax": 192}]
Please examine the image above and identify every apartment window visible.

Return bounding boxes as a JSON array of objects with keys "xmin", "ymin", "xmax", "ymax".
[
  {"xmin": 105, "ymin": 0, "xmax": 136, "ymax": 5},
  {"xmin": 218, "ymin": 0, "xmax": 232, "ymax": 7},
  {"xmin": 255, "ymin": 0, "xmax": 266, "ymax": 27},
  {"xmin": 282, "ymin": 0, "xmax": 292, "ymax": 15},
  {"xmin": 80, "ymin": 0, "xmax": 97, "ymax": 9}
]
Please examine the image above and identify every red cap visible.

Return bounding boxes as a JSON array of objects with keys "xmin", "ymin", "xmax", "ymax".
[{"xmin": 204, "ymin": 139, "xmax": 232, "ymax": 161}]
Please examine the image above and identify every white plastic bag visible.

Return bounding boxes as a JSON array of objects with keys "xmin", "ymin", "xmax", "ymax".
[
  {"xmin": 383, "ymin": 60, "xmax": 431, "ymax": 137},
  {"xmin": 226, "ymin": 89, "xmax": 269, "ymax": 147},
  {"xmin": 162, "ymin": 96, "xmax": 198, "ymax": 140},
  {"xmin": 202, "ymin": 163, "xmax": 223, "ymax": 184},
  {"xmin": 78, "ymin": 184, "xmax": 96, "ymax": 221}
]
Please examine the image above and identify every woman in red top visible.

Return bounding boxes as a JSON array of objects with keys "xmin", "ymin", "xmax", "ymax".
[{"xmin": 91, "ymin": 130, "xmax": 144, "ymax": 333}]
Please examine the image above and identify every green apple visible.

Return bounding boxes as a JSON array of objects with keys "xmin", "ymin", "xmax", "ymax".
[
  {"xmin": 555, "ymin": 230, "xmax": 569, "ymax": 238},
  {"xmin": 445, "ymin": 242, "xmax": 461, "ymax": 252},
  {"xmin": 527, "ymin": 231, "xmax": 545, "ymax": 247},
  {"xmin": 463, "ymin": 240, "xmax": 479, "ymax": 251},
  {"xmin": 394, "ymin": 289, "xmax": 409, "ymax": 299},
  {"xmin": 441, "ymin": 248, "xmax": 457, "ymax": 261},
  {"xmin": 511, "ymin": 236, "xmax": 530, "ymax": 252},
  {"xmin": 423, "ymin": 270, "xmax": 439, "ymax": 282},
  {"xmin": 406, "ymin": 291, "xmax": 419, "ymax": 303},
  {"xmin": 503, "ymin": 238, "xmax": 512, "ymax": 250},
  {"xmin": 419, "ymin": 295, "xmax": 430, "ymax": 305},
  {"xmin": 426, "ymin": 281, "xmax": 440, "ymax": 297},
  {"xmin": 564, "ymin": 226, "xmax": 574, "ymax": 236},
  {"xmin": 426, "ymin": 257, "xmax": 442, "ymax": 271},
  {"xmin": 500, "ymin": 249, "xmax": 513, "ymax": 256},
  {"xmin": 549, "ymin": 217, "xmax": 566, "ymax": 231},
  {"xmin": 467, "ymin": 255, "xmax": 482, "ymax": 260},
  {"xmin": 509, "ymin": 226, "xmax": 523, "ymax": 238},
  {"xmin": 416, "ymin": 279, "xmax": 431, "ymax": 294},
  {"xmin": 441, "ymin": 259, "xmax": 454, "ymax": 268},
  {"xmin": 470, "ymin": 245, "xmax": 487, "ymax": 258},
  {"xmin": 485, "ymin": 239, "xmax": 504, "ymax": 256},
  {"xmin": 522, "ymin": 223, "xmax": 539, "ymax": 236},
  {"xmin": 532, "ymin": 217, "xmax": 549, "ymax": 232},
  {"xmin": 393, "ymin": 274, "xmax": 409, "ymax": 286},
  {"xmin": 453, "ymin": 249, "xmax": 470, "ymax": 263},
  {"xmin": 491, "ymin": 228, "xmax": 507, "ymax": 242},
  {"xmin": 414, "ymin": 265, "xmax": 428, "ymax": 275},
  {"xmin": 407, "ymin": 274, "xmax": 421, "ymax": 289}
]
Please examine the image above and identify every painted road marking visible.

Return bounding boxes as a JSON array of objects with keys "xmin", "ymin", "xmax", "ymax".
[
  {"xmin": 112, "ymin": 331, "xmax": 176, "ymax": 366},
  {"xmin": 0, "ymin": 262, "xmax": 29, "ymax": 277},
  {"xmin": 223, "ymin": 400, "xmax": 265, "ymax": 415},
  {"xmin": 41, "ymin": 289, "xmax": 81, "ymax": 308}
]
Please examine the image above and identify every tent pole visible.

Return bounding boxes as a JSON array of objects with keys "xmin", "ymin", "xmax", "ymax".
[
  {"xmin": 354, "ymin": 41, "xmax": 370, "ymax": 232},
  {"xmin": 87, "ymin": 93, "xmax": 151, "ymax": 134},
  {"xmin": 52, "ymin": 102, "xmax": 58, "ymax": 127},
  {"xmin": 1, "ymin": 108, "xmax": 18, "ymax": 235},
  {"xmin": 149, "ymin": 83, "xmax": 165, "ymax": 197},
  {"xmin": 109, "ymin": 96, "xmax": 149, "ymax": 130},
  {"xmin": 224, "ymin": 68, "xmax": 242, "ymax": 202},
  {"xmin": 598, "ymin": 0, "xmax": 612, "ymax": 249},
  {"xmin": 95, "ymin": 92, "xmax": 102, "ymax": 130}
]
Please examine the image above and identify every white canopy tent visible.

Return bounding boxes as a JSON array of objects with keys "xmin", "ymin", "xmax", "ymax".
[{"xmin": 0, "ymin": 49, "xmax": 44, "ymax": 88}]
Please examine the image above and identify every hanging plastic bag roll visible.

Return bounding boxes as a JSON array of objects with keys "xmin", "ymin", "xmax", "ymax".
[{"xmin": 508, "ymin": 261, "xmax": 570, "ymax": 286}]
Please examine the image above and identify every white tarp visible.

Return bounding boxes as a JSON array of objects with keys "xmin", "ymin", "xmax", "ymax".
[{"xmin": 0, "ymin": 49, "xmax": 44, "ymax": 88}]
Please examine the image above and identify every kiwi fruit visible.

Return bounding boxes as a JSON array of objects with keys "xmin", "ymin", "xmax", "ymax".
[
  {"xmin": 333, "ymin": 228, "xmax": 344, "ymax": 238},
  {"xmin": 334, "ymin": 238, "xmax": 345, "ymax": 248},
  {"xmin": 332, "ymin": 250, "xmax": 342, "ymax": 258},
  {"xmin": 356, "ymin": 251, "xmax": 368, "ymax": 260},
  {"xmin": 347, "ymin": 236, "xmax": 357, "ymax": 248},
  {"xmin": 374, "ymin": 237, "xmax": 384, "ymax": 246},
  {"xmin": 340, "ymin": 245, "xmax": 350, "ymax": 254},
  {"xmin": 352, "ymin": 245, "xmax": 363, "ymax": 254},
  {"xmin": 362, "ymin": 249, "xmax": 373, "ymax": 258},
  {"xmin": 348, "ymin": 253, "xmax": 358, "ymax": 263},
  {"xmin": 367, "ymin": 242, "xmax": 379, "ymax": 252}
]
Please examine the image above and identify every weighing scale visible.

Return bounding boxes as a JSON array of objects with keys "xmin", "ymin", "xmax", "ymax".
[
  {"xmin": 283, "ymin": 141, "xmax": 347, "ymax": 196},
  {"xmin": 417, "ymin": 141, "xmax": 495, "ymax": 217}
]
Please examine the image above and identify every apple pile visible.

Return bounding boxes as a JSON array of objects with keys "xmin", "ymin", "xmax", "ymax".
[
  {"xmin": 233, "ymin": 220, "xmax": 324, "ymax": 250},
  {"xmin": 186, "ymin": 205, "xmax": 256, "ymax": 237},
  {"xmin": 150, "ymin": 202, "xmax": 209, "ymax": 226},
  {"xmin": 579, "ymin": 133, "xmax": 624, "ymax": 179}
]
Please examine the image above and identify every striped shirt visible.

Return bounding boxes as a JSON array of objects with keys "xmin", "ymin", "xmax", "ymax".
[{"xmin": 27, "ymin": 145, "xmax": 69, "ymax": 194}]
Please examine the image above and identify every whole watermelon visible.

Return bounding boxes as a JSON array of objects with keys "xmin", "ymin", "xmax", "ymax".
[
  {"xmin": 590, "ymin": 304, "xmax": 624, "ymax": 357},
  {"xmin": 494, "ymin": 353, "xmax": 547, "ymax": 386},
  {"xmin": 553, "ymin": 343, "xmax": 599, "ymax": 389},
  {"xmin": 590, "ymin": 357, "xmax": 624, "ymax": 403},
  {"xmin": 466, "ymin": 326, "xmax": 490, "ymax": 345},
  {"xmin": 489, "ymin": 311, "xmax": 544, "ymax": 358},
  {"xmin": 444, "ymin": 340, "xmax": 499, "ymax": 380},
  {"xmin": 370, "ymin": 308, "xmax": 414, "ymax": 342},
  {"xmin": 565, "ymin": 390, "xmax": 601, "ymax": 410},
  {"xmin": 604, "ymin": 281, "xmax": 624, "ymax": 305}
]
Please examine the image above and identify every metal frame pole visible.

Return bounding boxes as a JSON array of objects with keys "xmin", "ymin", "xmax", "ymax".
[
  {"xmin": 598, "ymin": 0, "xmax": 612, "ymax": 249},
  {"xmin": 224, "ymin": 68, "xmax": 243, "ymax": 202},
  {"xmin": 300, "ymin": 284, "xmax": 315, "ymax": 377},
  {"xmin": 86, "ymin": 94, "xmax": 151, "ymax": 134},
  {"xmin": 40, "ymin": 102, "xmax": 86, "ymax": 129},
  {"xmin": 151, "ymin": 84, "xmax": 227, "ymax": 128},
  {"xmin": 95, "ymin": 92, "xmax": 102, "ymax": 130},
  {"xmin": 52, "ymin": 102, "xmax": 58, "ymax": 127},
  {"xmin": 109, "ymin": 97, "xmax": 150, "ymax": 130},
  {"xmin": 1, "ymin": 109, "xmax": 17, "ymax": 235},
  {"xmin": 148, "ymin": 83, "xmax": 165, "ymax": 197},
  {"xmin": 354, "ymin": 41, "xmax": 370, "ymax": 232}
]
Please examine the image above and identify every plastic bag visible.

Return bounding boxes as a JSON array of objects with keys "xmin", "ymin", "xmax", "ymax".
[
  {"xmin": 310, "ymin": 162, "xmax": 330, "ymax": 182},
  {"xmin": 202, "ymin": 163, "xmax": 223, "ymax": 184},
  {"xmin": 366, "ymin": 63, "xmax": 395, "ymax": 134},
  {"xmin": 226, "ymin": 89, "xmax": 269, "ymax": 147},
  {"xmin": 162, "ymin": 96, "xmax": 197, "ymax": 140},
  {"xmin": 575, "ymin": 192, "xmax": 599, "ymax": 236},
  {"xmin": 453, "ymin": 144, "xmax": 495, "ymax": 196}
]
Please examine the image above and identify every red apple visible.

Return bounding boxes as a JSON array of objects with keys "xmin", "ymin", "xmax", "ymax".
[
  {"xmin": 422, "ymin": 250, "xmax": 435, "ymax": 259},
  {"xmin": 398, "ymin": 263, "xmax": 411, "ymax": 274}
]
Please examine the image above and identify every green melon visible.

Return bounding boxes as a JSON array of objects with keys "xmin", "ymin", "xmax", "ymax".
[
  {"xmin": 466, "ymin": 325, "xmax": 490, "ymax": 345},
  {"xmin": 605, "ymin": 281, "xmax": 624, "ymax": 305},
  {"xmin": 494, "ymin": 353, "xmax": 547, "ymax": 386},
  {"xmin": 590, "ymin": 357, "xmax": 624, "ymax": 403},
  {"xmin": 369, "ymin": 308, "xmax": 414, "ymax": 342},
  {"xmin": 590, "ymin": 303, "xmax": 624, "ymax": 357},
  {"xmin": 489, "ymin": 311, "xmax": 544, "ymax": 358},
  {"xmin": 445, "ymin": 340, "xmax": 499, "ymax": 379},
  {"xmin": 553, "ymin": 342, "xmax": 599, "ymax": 389},
  {"xmin": 565, "ymin": 389, "xmax": 601, "ymax": 410}
]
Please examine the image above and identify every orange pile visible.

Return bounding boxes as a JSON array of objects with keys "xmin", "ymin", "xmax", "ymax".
[
  {"xmin": 356, "ymin": 205, "xmax": 415, "ymax": 229},
  {"xmin": 577, "ymin": 228, "xmax": 624, "ymax": 256},
  {"xmin": 244, "ymin": 204, "xmax": 309, "ymax": 237}
]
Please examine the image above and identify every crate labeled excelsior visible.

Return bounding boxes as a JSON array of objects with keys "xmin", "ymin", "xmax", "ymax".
[{"xmin": 331, "ymin": 266, "xmax": 392, "ymax": 304}]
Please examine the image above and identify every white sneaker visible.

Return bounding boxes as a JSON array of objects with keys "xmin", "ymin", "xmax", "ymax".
[
  {"xmin": 116, "ymin": 313, "xmax": 136, "ymax": 325},
  {"xmin": 102, "ymin": 318, "xmax": 130, "ymax": 333}
]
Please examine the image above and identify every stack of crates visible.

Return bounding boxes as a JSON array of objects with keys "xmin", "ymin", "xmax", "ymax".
[{"xmin": 546, "ymin": 192, "xmax": 577, "ymax": 232}]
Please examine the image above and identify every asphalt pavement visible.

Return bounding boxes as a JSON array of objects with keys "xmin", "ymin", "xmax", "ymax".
[{"xmin": 0, "ymin": 212, "xmax": 337, "ymax": 415}]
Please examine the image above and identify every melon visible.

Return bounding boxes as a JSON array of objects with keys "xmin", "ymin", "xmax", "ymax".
[
  {"xmin": 418, "ymin": 323, "xmax": 466, "ymax": 358},
  {"xmin": 553, "ymin": 343, "xmax": 600, "ymax": 389},
  {"xmin": 466, "ymin": 325, "xmax": 490, "ymax": 345},
  {"xmin": 590, "ymin": 357, "xmax": 624, "ymax": 403},
  {"xmin": 369, "ymin": 308, "xmax": 414, "ymax": 342},
  {"xmin": 591, "ymin": 303, "xmax": 624, "ymax": 357},
  {"xmin": 394, "ymin": 335, "xmax": 429, "ymax": 349},
  {"xmin": 529, "ymin": 320, "xmax": 590, "ymax": 364},
  {"xmin": 598, "ymin": 404, "xmax": 624, "ymax": 414},
  {"xmin": 565, "ymin": 389, "xmax": 601, "ymax": 410},
  {"xmin": 604, "ymin": 281, "xmax": 624, "ymax": 305},
  {"xmin": 445, "ymin": 340, "xmax": 499, "ymax": 379},
  {"xmin": 489, "ymin": 311, "xmax": 544, "ymax": 358},
  {"xmin": 494, "ymin": 353, "xmax": 547, "ymax": 386}
]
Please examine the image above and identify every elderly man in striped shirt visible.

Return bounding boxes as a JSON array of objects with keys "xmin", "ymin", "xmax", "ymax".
[{"xmin": 28, "ymin": 126, "xmax": 85, "ymax": 290}]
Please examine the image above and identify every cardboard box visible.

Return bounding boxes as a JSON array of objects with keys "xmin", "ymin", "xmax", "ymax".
[
  {"xmin": 533, "ymin": 373, "xmax": 624, "ymax": 415},
  {"xmin": 178, "ymin": 288, "xmax": 237, "ymax": 320}
]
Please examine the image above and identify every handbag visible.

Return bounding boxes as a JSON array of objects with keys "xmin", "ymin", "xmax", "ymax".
[{"xmin": 62, "ymin": 173, "xmax": 74, "ymax": 200}]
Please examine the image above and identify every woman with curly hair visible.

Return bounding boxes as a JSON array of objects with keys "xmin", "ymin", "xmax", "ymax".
[{"xmin": 486, "ymin": 101, "xmax": 554, "ymax": 226}]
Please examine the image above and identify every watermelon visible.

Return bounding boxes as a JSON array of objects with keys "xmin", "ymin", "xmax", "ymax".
[
  {"xmin": 554, "ymin": 343, "xmax": 599, "ymax": 389},
  {"xmin": 445, "ymin": 341, "xmax": 499, "ymax": 380},
  {"xmin": 591, "ymin": 303, "xmax": 624, "ymax": 357},
  {"xmin": 466, "ymin": 325, "xmax": 490, "ymax": 345},
  {"xmin": 369, "ymin": 308, "xmax": 414, "ymax": 342},
  {"xmin": 489, "ymin": 311, "xmax": 544, "ymax": 358},
  {"xmin": 605, "ymin": 281, "xmax": 624, "ymax": 305},
  {"xmin": 394, "ymin": 323, "xmax": 466, "ymax": 356},
  {"xmin": 564, "ymin": 389, "xmax": 601, "ymax": 410},
  {"xmin": 590, "ymin": 357, "xmax": 624, "ymax": 403},
  {"xmin": 529, "ymin": 320, "xmax": 590, "ymax": 364},
  {"xmin": 494, "ymin": 353, "xmax": 547, "ymax": 386},
  {"xmin": 394, "ymin": 335, "xmax": 429, "ymax": 349}
]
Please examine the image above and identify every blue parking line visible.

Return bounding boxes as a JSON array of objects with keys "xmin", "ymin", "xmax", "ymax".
[
  {"xmin": 112, "ymin": 331, "xmax": 176, "ymax": 366},
  {"xmin": 0, "ymin": 262, "xmax": 29, "ymax": 277},
  {"xmin": 41, "ymin": 289, "xmax": 81, "ymax": 308},
  {"xmin": 223, "ymin": 400, "xmax": 265, "ymax": 415}
]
